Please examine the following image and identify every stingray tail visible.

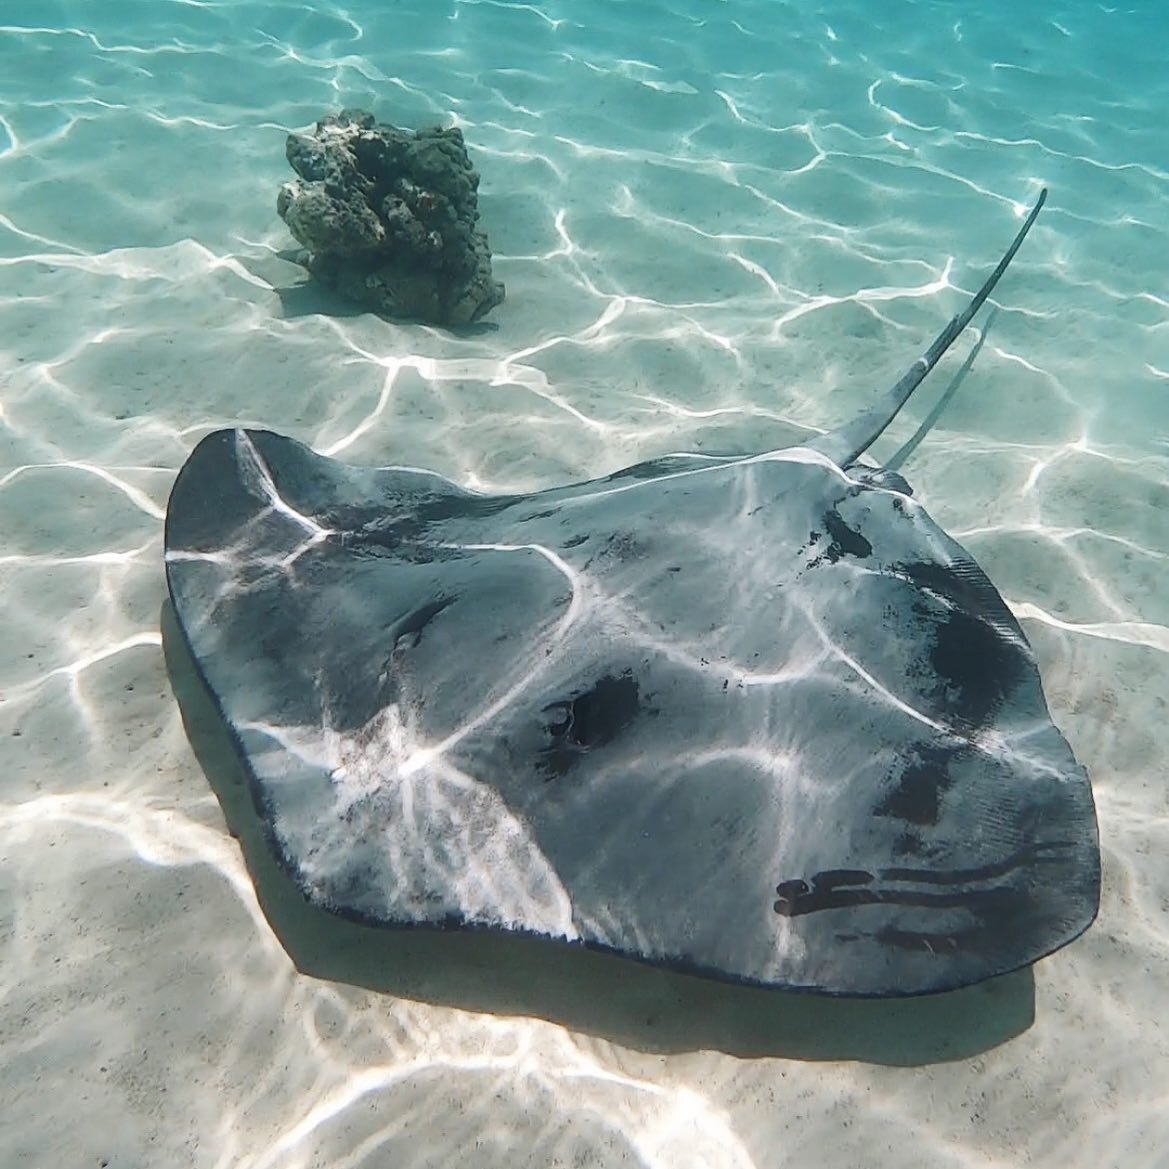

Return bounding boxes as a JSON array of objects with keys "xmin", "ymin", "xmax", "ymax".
[
  {"xmin": 809, "ymin": 188, "xmax": 1047, "ymax": 468},
  {"xmin": 883, "ymin": 306, "xmax": 998, "ymax": 474}
]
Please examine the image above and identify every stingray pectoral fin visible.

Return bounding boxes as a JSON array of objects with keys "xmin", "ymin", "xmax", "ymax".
[{"xmin": 810, "ymin": 188, "xmax": 1047, "ymax": 468}]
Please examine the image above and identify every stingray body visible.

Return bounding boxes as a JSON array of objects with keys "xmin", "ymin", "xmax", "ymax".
[{"xmin": 165, "ymin": 189, "xmax": 1100, "ymax": 996}]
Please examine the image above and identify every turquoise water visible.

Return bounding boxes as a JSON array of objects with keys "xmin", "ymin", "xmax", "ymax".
[{"xmin": 2, "ymin": 1, "xmax": 1167, "ymax": 1166}]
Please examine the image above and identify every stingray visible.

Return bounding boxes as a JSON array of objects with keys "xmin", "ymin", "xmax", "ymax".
[{"xmin": 165, "ymin": 188, "xmax": 1099, "ymax": 997}]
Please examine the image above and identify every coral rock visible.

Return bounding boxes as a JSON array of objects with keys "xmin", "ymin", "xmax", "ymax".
[{"xmin": 277, "ymin": 109, "xmax": 505, "ymax": 326}]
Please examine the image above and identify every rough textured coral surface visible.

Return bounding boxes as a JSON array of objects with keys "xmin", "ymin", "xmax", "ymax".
[{"xmin": 277, "ymin": 109, "xmax": 505, "ymax": 326}]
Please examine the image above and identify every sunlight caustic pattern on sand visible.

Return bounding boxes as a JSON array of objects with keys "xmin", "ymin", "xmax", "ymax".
[{"xmin": 2, "ymin": 0, "xmax": 1168, "ymax": 1165}]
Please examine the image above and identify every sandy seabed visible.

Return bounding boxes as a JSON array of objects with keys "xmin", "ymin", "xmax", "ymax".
[{"xmin": 2, "ymin": 1, "xmax": 1168, "ymax": 1166}]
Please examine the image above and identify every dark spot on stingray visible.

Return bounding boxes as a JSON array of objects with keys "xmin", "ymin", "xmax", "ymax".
[
  {"xmin": 538, "ymin": 671, "xmax": 640, "ymax": 778},
  {"xmin": 931, "ymin": 607, "xmax": 1025, "ymax": 731},
  {"xmin": 562, "ymin": 534, "xmax": 588, "ymax": 548},
  {"xmin": 821, "ymin": 507, "xmax": 872, "ymax": 563},
  {"xmin": 803, "ymin": 510, "xmax": 874, "ymax": 568},
  {"xmin": 875, "ymin": 740, "xmax": 960, "ymax": 826}
]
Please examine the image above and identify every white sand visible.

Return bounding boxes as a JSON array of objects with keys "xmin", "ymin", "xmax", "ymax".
[{"xmin": 3, "ymin": 1, "xmax": 1168, "ymax": 1165}]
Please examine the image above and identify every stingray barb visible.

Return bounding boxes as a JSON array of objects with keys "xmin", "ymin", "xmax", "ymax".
[{"xmin": 810, "ymin": 188, "xmax": 1047, "ymax": 467}]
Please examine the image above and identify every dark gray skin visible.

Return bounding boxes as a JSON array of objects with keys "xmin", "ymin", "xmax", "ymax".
[{"xmin": 165, "ymin": 188, "xmax": 1099, "ymax": 996}]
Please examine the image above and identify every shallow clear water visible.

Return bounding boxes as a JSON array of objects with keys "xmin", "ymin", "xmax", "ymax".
[{"xmin": 2, "ymin": 1, "xmax": 1167, "ymax": 1165}]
